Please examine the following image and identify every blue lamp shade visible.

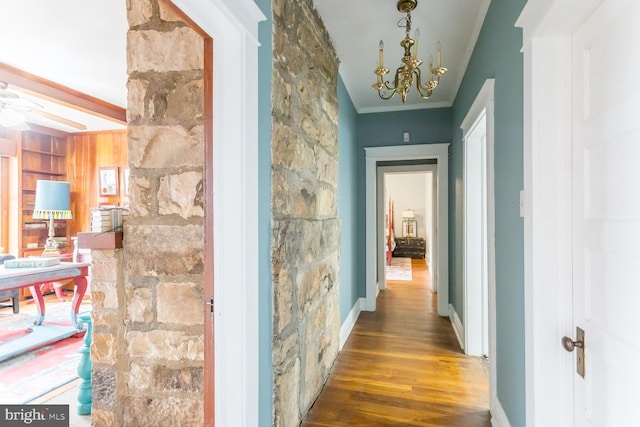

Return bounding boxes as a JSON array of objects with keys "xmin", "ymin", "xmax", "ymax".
[{"xmin": 33, "ymin": 180, "xmax": 72, "ymax": 220}]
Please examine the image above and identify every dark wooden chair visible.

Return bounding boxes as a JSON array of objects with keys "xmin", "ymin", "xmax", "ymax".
[{"xmin": 0, "ymin": 254, "xmax": 20, "ymax": 313}]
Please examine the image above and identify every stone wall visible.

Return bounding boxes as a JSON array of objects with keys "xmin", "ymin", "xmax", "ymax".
[
  {"xmin": 271, "ymin": 0, "xmax": 341, "ymax": 425},
  {"xmin": 89, "ymin": 249, "xmax": 125, "ymax": 426},
  {"xmin": 90, "ymin": 1, "xmax": 206, "ymax": 425}
]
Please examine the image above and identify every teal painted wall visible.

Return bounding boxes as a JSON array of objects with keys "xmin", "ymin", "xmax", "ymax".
[
  {"xmin": 256, "ymin": 0, "xmax": 272, "ymax": 425},
  {"xmin": 255, "ymin": 0, "xmax": 526, "ymax": 424},
  {"xmin": 357, "ymin": 109, "xmax": 453, "ymax": 148},
  {"xmin": 449, "ymin": 0, "xmax": 526, "ymax": 424},
  {"xmin": 337, "ymin": 76, "xmax": 359, "ymax": 321},
  {"xmin": 356, "ymin": 108, "xmax": 453, "ymax": 297}
]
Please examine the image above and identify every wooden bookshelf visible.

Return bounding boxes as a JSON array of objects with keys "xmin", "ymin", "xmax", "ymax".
[{"xmin": 18, "ymin": 130, "xmax": 72, "ymax": 258}]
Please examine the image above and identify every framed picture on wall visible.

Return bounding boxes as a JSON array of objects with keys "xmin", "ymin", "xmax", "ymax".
[{"xmin": 99, "ymin": 167, "xmax": 119, "ymax": 197}]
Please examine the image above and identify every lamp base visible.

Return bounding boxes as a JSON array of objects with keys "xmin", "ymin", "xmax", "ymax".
[
  {"xmin": 41, "ymin": 237, "xmax": 61, "ymax": 257},
  {"xmin": 41, "ymin": 247, "xmax": 61, "ymax": 257},
  {"xmin": 42, "ymin": 216, "xmax": 60, "ymax": 257}
]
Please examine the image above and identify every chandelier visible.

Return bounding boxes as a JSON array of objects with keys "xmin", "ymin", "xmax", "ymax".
[{"xmin": 372, "ymin": 0, "xmax": 447, "ymax": 103}]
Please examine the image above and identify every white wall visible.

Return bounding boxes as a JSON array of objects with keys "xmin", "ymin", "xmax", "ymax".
[
  {"xmin": 425, "ymin": 172, "xmax": 434, "ymax": 263},
  {"xmin": 385, "ymin": 172, "xmax": 429, "ymax": 242}
]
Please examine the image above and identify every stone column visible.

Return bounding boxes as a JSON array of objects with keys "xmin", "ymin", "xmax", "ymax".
[
  {"xmin": 89, "ymin": 248, "xmax": 123, "ymax": 426},
  {"xmin": 271, "ymin": 0, "xmax": 341, "ymax": 425},
  {"xmin": 88, "ymin": 1, "xmax": 207, "ymax": 426},
  {"xmin": 124, "ymin": 0, "xmax": 206, "ymax": 424}
]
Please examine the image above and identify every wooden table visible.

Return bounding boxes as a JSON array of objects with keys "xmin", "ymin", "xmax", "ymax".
[{"xmin": 0, "ymin": 262, "xmax": 90, "ymax": 330}]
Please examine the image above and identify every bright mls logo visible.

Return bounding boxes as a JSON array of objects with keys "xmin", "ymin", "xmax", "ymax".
[{"xmin": 1, "ymin": 405, "xmax": 68, "ymax": 426}]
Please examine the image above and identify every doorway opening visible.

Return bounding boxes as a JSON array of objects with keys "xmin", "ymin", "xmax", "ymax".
[
  {"xmin": 459, "ymin": 78, "xmax": 496, "ymax": 418},
  {"xmin": 364, "ymin": 143, "xmax": 449, "ymax": 315},
  {"xmin": 171, "ymin": 0, "xmax": 264, "ymax": 425},
  {"xmin": 378, "ymin": 165, "xmax": 437, "ymax": 290}
]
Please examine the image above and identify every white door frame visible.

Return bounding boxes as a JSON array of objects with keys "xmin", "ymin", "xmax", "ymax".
[
  {"xmin": 377, "ymin": 164, "xmax": 437, "ymax": 290},
  {"xmin": 461, "ymin": 79, "xmax": 495, "ymax": 360},
  {"xmin": 517, "ymin": 1, "xmax": 602, "ymax": 425},
  {"xmin": 463, "ymin": 122, "xmax": 488, "ymax": 356},
  {"xmin": 172, "ymin": 1, "xmax": 265, "ymax": 426},
  {"xmin": 459, "ymin": 79, "xmax": 497, "ymax": 419},
  {"xmin": 364, "ymin": 144, "xmax": 449, "ymax": 315}
]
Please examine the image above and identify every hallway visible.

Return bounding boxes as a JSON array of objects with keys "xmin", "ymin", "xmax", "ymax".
[{"xmin": 302, "ymin": 259, "xmax": 490, "ymax": 426}]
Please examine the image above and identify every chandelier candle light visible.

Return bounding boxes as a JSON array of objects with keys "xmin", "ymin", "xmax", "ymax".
[{"xmin": 372, "ymin": 0, "xmax": 447, "ymax": 103}]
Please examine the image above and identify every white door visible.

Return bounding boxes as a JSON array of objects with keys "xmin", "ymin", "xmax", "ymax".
[
  {"xmin": 464, "ymin": 113, "xmax": 489, "ymax": 357},
  {"xmin": 571, "ymin": 0, "xmax": 640, "ymax": 424}
]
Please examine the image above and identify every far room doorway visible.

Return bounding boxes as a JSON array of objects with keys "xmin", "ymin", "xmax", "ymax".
[
  {"xmin": 379, "ymin": 165, "xmax": 436, "ymax": 292},
  {"xmin": 364, "ymin": 143, "xmax": 449, "ymax": 315}
]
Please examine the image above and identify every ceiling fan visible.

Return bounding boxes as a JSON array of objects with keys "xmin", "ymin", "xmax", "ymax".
[{"xmin": 0, "ymin": 81, "xmax": 87, "ymax": 130}]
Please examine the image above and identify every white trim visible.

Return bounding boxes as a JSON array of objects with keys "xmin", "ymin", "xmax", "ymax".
[
  {"xmin": 175, "ymin": 0, "xmax": 265, "ymax": 43},
  {"xmin": 213, "ymin": 0, "xmax": 265, "ymax": 43},
  {"xmin": 358, "ymin": 100, "xmax": 452, "ymax": 114},
  {"xmin": 460, "ymin": 79, "xmax": 497, "ymax": 417},
  {"xmin": 460, "ymin": 80, "xmax": 495, "ymax": 137},
  {"xmin": 448, "ymin": 304, "xmax": 465, "ymax": 351},
  {"xmin": 376, "ymin": 166, "xmax": 387, "ymax": 291},
  {"xmin": 339, "ymin": 298, "xmax": 365, "ymax": 350},
  {"xmin": 364, "ymin": 144, "xmax": 449, "ymax": 316},
  {"xmin": 517, "ymin": 1, "xmax": 600, "ymax": 426},
  {"xmin": 171, "ymin": 1, "xmax": 264, "ymax": 426},
  {"xmin": 378, "ymin": 164, "xmax": 438, "ymax": 289},
  {"xmin": 490, "ymin": 397, "xmax": 512, "ymax": 427},
  {"xmin": 462, "ymin": 115, "xmax": 487, "ymax": 357}
]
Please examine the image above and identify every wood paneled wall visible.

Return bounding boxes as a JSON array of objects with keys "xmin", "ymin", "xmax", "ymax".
[
  {"xmin": 66, "ymin": 130, "xmax": 128, "ymax": 235},
  {"xmin": 0, "ymin": 128, "xmax": 20, "ymax": 254}
]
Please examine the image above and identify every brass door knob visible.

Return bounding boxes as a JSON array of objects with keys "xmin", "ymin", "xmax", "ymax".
[
  {"xmin": 562, "ymin": 336, "xmax": 583, "ymax": 352},
  {"xmin": 563, "ymin": 327, "xmax": 586, "ymax": 378}
]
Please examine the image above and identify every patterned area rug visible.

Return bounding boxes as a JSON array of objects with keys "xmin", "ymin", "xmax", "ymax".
[
  {"xmin": 386, "ymin": 257, "xmax": 412, "ymax": 281},
  {"xmin": 0, "ymin": 300, "xmax": 91, "ymax": 403}
]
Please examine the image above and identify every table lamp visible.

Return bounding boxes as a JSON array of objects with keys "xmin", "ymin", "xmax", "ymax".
[
  {"xmin": 402, "ymin": 209, "xmax": 417, "ymax": 237},
  {"xmin": 402, "ymin": 210, "xmax": 415, "ymax": 219},
  {"xmin": 33, "ymin": 180, "xmax": 72, "ymax": 257}
]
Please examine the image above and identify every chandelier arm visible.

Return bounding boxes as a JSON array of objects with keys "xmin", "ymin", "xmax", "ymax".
[
  {"xmin": 377, "ymin": 81, "xmax": 397, "ymax": 99},
  {"xmin": 376, "ymin": 68, "xmax": 403, "ymax": 100},
  {"xmin": 377, "ymin": 88, "xmax": 397, "ymax": 100},
  {"xmin": 384, "ymin": 67, "xmax": 402, "ymax": 92},
  {"xmin": 413, "ymin": 67, "xmax": 433, "ymax": 99},
  {"xmin": 375, "ymin": 70, "xmax": 402, "ymax": 101},
  {"xmin": 383, "ymin": 67, "xmax": 405, "ymax": 92}
]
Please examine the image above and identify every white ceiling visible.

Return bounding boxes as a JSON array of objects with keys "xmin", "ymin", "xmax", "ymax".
[
  {"xmin": 0, "ymin": 0, "xmax": 127, "ymax": 132},
  {"xmin": 315, "ymin": 0, "xmax": 491, "ymax": 113},
  {"xmin": 0, "ymin": 0, "xmax": 489, "ymax": 131}
]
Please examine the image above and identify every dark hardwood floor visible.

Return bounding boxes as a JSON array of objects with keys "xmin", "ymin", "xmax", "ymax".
[{"xmin": 301, "ymin": 258, "xmax": 490, "ymax": 426}]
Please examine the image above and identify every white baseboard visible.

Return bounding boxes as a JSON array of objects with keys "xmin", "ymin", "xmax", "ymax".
[
  {"xmin": 448, "ymin": 304, "xmax": 465, "ymax": 351},
  {"xmin": 339, "ymin": 298, "xmax": 365, "ymax": 350},
  {"xmin": 491, "ymin": 397, "xmax": 511, "ymax": 427}
]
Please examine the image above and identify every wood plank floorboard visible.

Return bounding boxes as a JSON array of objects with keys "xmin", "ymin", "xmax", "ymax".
[{"xmin": 301, "ymin": 258, "xmax": 489, "ymax": 427}]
